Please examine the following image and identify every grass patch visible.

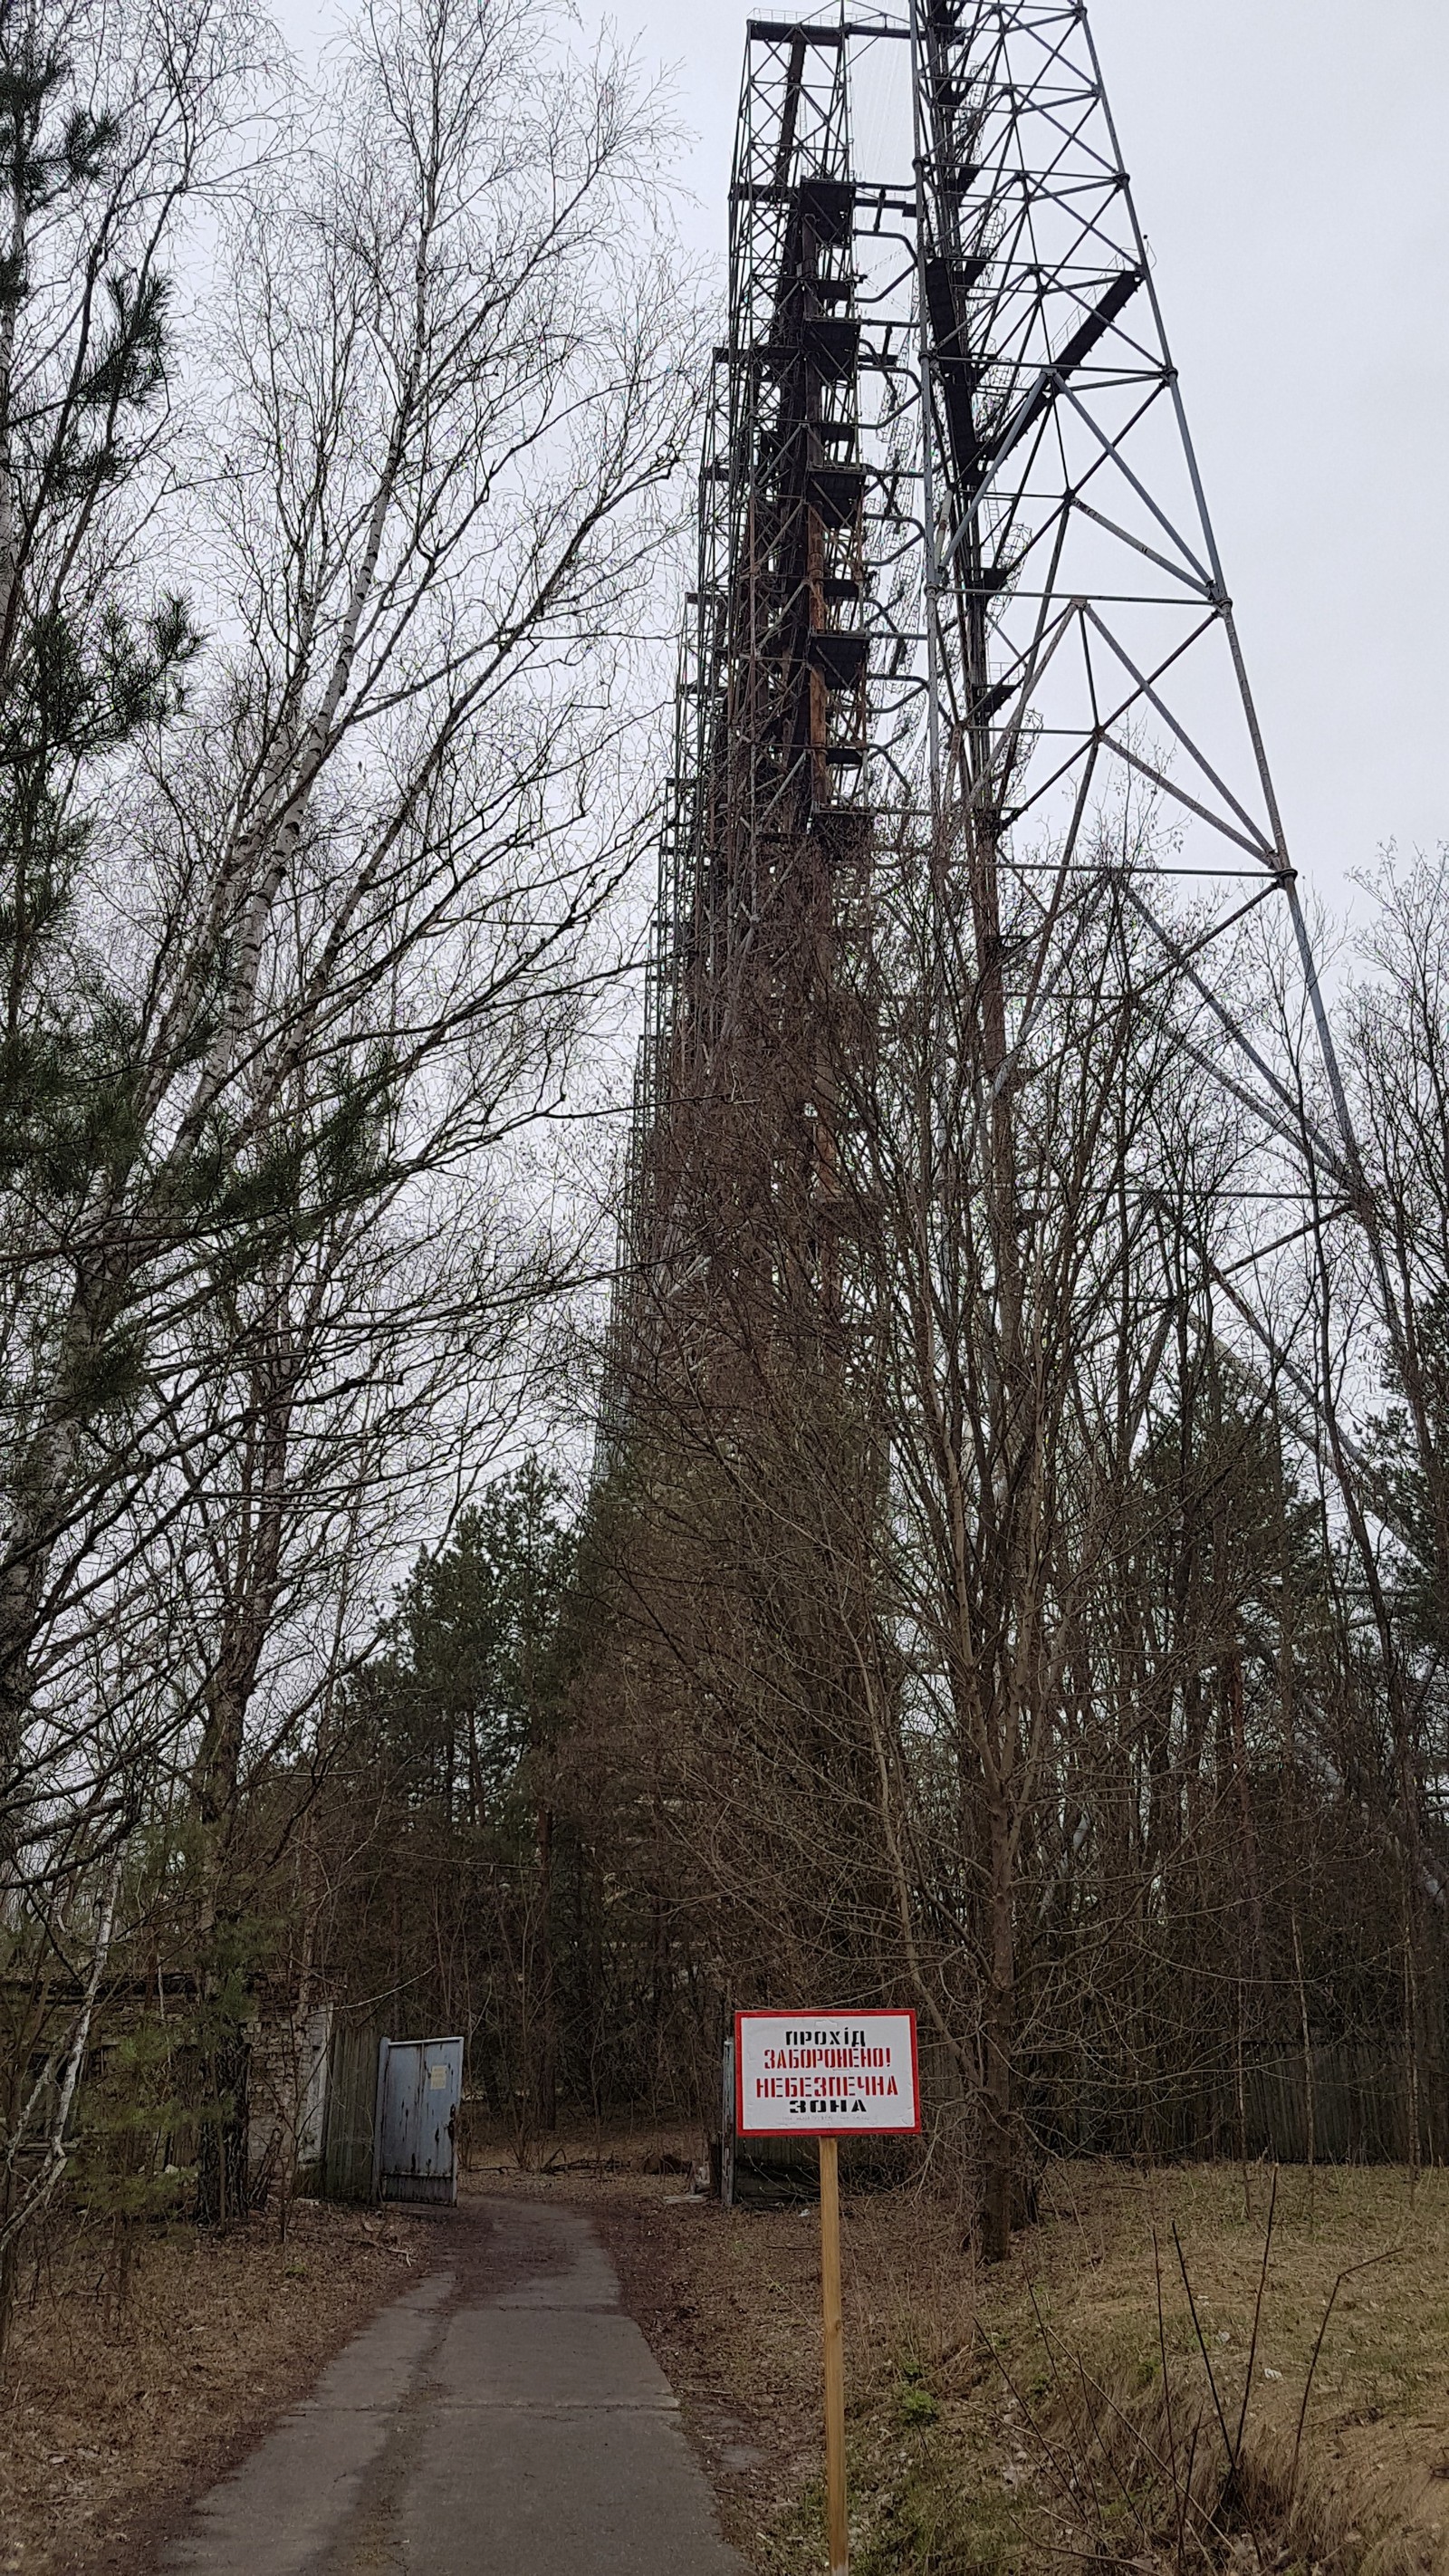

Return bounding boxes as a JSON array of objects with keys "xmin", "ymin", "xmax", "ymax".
[{"xmin": 591, "ymin": 2139, "xmax": 1449, "ymax": 2573}]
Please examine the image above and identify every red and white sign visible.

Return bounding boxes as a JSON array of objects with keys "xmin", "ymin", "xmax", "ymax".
[{"xmin": 734, "ymin": 2010, "xmax": 920, "ymax": 2138}]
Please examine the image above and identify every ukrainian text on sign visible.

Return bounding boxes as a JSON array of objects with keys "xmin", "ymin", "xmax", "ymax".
[{"xmin": 734, "ymin": 2010, "xmax": 920, "ymax": 2136}]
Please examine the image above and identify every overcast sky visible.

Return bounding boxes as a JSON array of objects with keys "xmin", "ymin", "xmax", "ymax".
[
  {"xmin": 592, "ymin": 0, "xmax": 1449, "ymax": 928},
  {"xmin": 282, "ymin": 0, "xmax": 1449, "ymax": 930}
]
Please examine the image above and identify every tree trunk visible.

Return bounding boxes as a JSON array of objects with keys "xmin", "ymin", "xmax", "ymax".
[
  {"xmin": 537, "ymin": 1803, "xmax": 557, "ymax": 2134},
  {"xmin": 981, "ymin": 1784, "xmax": 1015, "ymax": 2262}
]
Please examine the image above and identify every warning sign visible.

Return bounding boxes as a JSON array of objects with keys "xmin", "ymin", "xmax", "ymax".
[{"xmin": 734, "ymin": 2010, "xmax": 920, "ymax": 2138}]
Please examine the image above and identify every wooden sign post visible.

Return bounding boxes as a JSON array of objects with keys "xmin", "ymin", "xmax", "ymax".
[
  {"xmin": 735, "ymin": 2011, "xmax": 921, "ymax": 2576},
  {"xmin": 818, "ymin": 2131, "xmax": 848, "ymax": 2574}
]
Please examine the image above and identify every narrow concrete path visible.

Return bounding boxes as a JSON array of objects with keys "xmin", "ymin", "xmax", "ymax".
[{"xmin": 159, "ymin": 2198, "xmax": 748, "ymax": 2575}]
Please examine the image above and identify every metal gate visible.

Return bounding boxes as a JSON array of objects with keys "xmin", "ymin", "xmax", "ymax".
[{"xmin": 372, "ymin": 2035, "xmax": 463, "ymax": 2205}]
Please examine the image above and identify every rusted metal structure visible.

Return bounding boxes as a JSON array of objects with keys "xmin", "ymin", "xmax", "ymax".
[
  {"xmin": 905, "ymin": 0, "xmax": 1359, "ymax": 1187},
  {"xmin": 373, "ymin": 2033, "xmax": 463, "ymax": 2206},
  {"xmin": 600, "ymin": 20, "xmax": 881, "ymax": 1447},
  {"xmin": 601, "ymin": 1, "xmax": 1362, "ymax": 1457}
]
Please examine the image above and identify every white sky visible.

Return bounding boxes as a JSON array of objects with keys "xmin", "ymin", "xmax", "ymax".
[
  {"xmin": 277, "ymin": 0, "xmax": 1449, "ymax": 927},
  {"xmin": 610, "ymin": 0, "xmax": 1449, "ymax": 925}
]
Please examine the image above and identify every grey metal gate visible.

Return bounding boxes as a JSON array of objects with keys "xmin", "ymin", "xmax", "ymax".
[{"xmin": 372, "ymin": 2035, "xmax": 463, "ymax": 2205}]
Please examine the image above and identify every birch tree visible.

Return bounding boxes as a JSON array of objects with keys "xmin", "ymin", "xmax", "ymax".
[{"xmin": 0, "ymin": 0, "xmax": 696, "ymax": 2260}]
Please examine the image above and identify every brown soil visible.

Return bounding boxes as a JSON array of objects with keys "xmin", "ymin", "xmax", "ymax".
[
  {"xmin": 462, "ymin": 2126, "xmax": 1449, "ymax": 2574},
  {"xmin": 597, "ymin": 2168, "xmax": 976, "ymax": 2566},
  {"xmin": 0, "ymin": 2197, "xmax": 429, "ymax": 2576},
  {"xmin": 6, "ymin": 2127, "xmax": 1445, "ymax": 2576},
  {"xmin": 460, "ymin": 2119, "xmax": 978, "ymax": 2563}
]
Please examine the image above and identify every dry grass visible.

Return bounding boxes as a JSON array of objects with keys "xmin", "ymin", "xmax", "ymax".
[
  {"xmin": 981, "ymin": 2160, "xmax": 1449, "ymax": 2575},
  {"xmin": 6, "ymin": 2121, "xmax": 1443, "ymax": 2576},
  {"xmin": 479, "ymin": 2123, "xmax": 1449, "ymax": 2574},
  {"xmin": 0, "ymin": 2197, "xmax": 427, "ymax": 2576}
]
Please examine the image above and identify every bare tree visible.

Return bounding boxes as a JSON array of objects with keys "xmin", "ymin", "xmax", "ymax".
[{"xmin": 0, "ymin": 0, "xmax": 697, "ymax": 2271}]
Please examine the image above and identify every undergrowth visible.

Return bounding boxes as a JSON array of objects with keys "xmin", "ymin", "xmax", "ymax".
[{"xmin": 756, "ymin": 2170, "xmax": 1433, "ymax": 2576}]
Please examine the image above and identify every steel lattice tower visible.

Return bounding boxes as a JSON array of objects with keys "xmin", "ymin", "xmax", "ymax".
[
  {"xmin": 601, "ymin": 1, "xmax": 1364, "ymax": 1455},
  {"xmin": 601, "ymin": 22, "xmax": 876, "ymax": 1438},
  {"xmin": 907, "ymin": 0, "xmax": 1357, "ymax": 1181}
]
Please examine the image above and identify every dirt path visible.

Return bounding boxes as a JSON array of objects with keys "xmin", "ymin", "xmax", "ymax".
[{"xmin": 155, "ymin": 2197, "xmax": 747, "ymax": 2575}]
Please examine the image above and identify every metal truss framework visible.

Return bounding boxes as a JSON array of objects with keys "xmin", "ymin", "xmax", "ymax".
[
  {"xmin": 600, "ymin": 0, "xmax": 1366, "ymax": 1455},
  {"xmin": 601, "ymin": 19, "xmax": 877, "ymax": 1437},
  {"xmin": 907, "ymin": 0, "xmax": 1358, "ymax": 1179}
]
